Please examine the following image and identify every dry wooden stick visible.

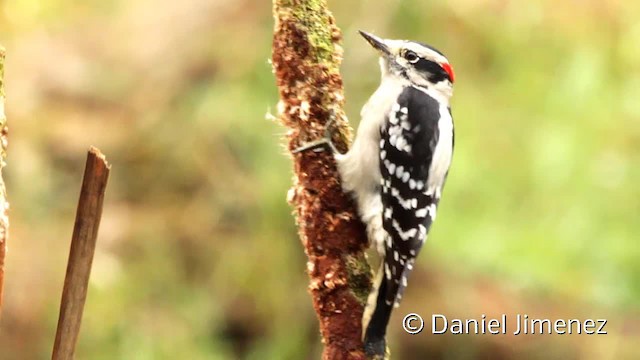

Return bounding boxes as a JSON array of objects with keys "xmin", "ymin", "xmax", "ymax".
[
  {"xmin": 0, "ymin": 45, "xmax": 9, "ymax": 316},
  {"xmin": 272, "ymin": 1, "xmax": 372, "ymax": 359},
  {"xmin": 52, "ymin": 147, "xmax": 110, "ymax": 360}
]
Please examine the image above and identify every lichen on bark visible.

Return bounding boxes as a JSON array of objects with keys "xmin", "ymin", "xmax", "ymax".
[{"xmin": 272, "ymin": 1, "xmax": 372, "ymax": 359}]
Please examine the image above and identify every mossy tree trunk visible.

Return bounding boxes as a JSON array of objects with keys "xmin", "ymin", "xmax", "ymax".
[{"xmin": 272, "ymin": 1, "xmax": 372, "ymax": 359}]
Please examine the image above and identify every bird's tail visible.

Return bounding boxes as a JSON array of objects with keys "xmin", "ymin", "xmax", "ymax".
[
  {"xmin": 362, "ymin": 261, "xmax": 390, "ymax": 357},
  {"xmin": 362, "ymin": 257, "xmax": 415, "ymax": 357}
]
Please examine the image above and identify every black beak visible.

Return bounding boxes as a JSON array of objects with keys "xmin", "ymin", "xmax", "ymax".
[{"xmin": 359, "ymin": 30, "xmax": 391, "ymax": 55}]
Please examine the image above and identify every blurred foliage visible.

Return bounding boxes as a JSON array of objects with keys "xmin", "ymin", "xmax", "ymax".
[{"xmin": 0, "ymin": 0, "xmax": 638, "ymax": 359}]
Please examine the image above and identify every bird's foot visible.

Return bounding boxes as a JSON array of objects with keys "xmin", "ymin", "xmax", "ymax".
[{"xmin": 292, "ymin": 109, "xmax": 340, "ymax": 154}]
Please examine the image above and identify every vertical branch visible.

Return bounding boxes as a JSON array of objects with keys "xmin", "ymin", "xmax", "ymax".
[
  {"xmin": 52, "ymin": 148, "xmax": 110, "ymax": 360},
  {"xmin": 0, "ymin": 46, "xmax": 8, "ymax": 315},
  {"xmin": 272, "ymin": 1, "xmax": 371, "ymax": 359}
]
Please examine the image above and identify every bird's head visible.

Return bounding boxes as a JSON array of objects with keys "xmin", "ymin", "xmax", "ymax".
[{"xmin": 359, "ymin": 31, "xmax": 454, "ymax": 96}]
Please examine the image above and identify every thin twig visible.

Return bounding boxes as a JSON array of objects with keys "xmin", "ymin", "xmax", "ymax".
[{"xmin": 52, "ymin": 147, "xmax": 110, "ymax": 360}]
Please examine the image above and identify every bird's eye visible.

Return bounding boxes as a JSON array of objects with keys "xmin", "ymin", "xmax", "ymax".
[{"xmin": 404, "ymin": 50, "xmax": 419, "ymax": 63}]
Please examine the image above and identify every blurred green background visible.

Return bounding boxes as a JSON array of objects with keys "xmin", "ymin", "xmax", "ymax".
[{"xmin": 0, "ymin": 0, "xmax": 639, "ymax": 359}]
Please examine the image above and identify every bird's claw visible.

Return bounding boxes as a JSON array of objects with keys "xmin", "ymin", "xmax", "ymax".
[{"xmin": 292, "ymin": 109, "xmax": 340, "ymax": 154}]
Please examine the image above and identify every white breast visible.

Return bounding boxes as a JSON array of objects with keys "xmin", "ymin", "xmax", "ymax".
[
  {"xmin": 337, "ymin": 77, "xmax": 406, "ymax": 196},
  {"xmin": 335, "ymin": 77, "xmax": 407, "ymax": 254}
]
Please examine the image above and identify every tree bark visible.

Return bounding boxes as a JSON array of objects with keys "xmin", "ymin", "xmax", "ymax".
[
  {"xmin": 272, "ymin": 1, "xmax": 372, "ymax": 359},
  {"xmin": 0, "ymin": 46, "xmax": 9, "ymax": 316}
]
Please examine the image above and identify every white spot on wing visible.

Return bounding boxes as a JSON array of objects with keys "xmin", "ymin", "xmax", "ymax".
[
  {"xmin": 389, "ymin": 112, "xmax": 399, "ymax": 124},
  {"xmin": 388, "ymin": 162, "xmax": 396, "ymax": 175},
  {"xmin": 389, "ymin": 134, "xmax": 397, "ymax": 147},
  {"xmin": 392, "ymin": 220, "xmax": 417, "ymax": 241},
  {"xmin": 390, "ymin": 188, "xmax": 416, "ymax": 209},
  {"xmin": 428, "ymin": 204, "xmax": 437, "ymax": 220},
  {"xmin": 395, "ymin": 136, "xmax": 407, "ymax": 151}
]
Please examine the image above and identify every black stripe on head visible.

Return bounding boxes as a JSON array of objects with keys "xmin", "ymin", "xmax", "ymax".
[
  {"xmin": 414, "ymin": 58, "xmax": 450, "ymax": 83},
  {"xmin": 415, "ymin": 42, "xmax": 445, "ymax": 56}
]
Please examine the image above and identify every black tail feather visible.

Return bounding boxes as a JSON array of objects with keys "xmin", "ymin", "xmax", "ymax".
[{"xmin": 364, "ymin": 274, "xmax": 393, "ymax": 357}]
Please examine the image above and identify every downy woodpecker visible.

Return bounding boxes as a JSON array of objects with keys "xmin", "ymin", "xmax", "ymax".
[{"xmin": 296, "ymin": 31, "xmax": 455, "ymax": 356}]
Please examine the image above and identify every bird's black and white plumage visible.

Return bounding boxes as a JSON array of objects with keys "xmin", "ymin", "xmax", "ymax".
[
  {"xmin": 331, "ymin": 31, "xmax": 455, "ymax": 357},
  {"xmin": 380, "ymin": 86, "xmax": 445, "ymax": 306}
]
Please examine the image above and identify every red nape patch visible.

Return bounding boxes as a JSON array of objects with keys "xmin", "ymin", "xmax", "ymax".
[{"xmin": 442, "ymin": 63, "xmax": 455, "ymax": 83}]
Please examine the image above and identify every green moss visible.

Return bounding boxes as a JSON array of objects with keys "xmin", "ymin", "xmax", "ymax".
[
  {"xmin": 345, "ymin": 253, "xmax": 372, "ymax": 305},
  {"xmin": 278, "ymin": 0, "xmax": 338, "ymax": 65}
]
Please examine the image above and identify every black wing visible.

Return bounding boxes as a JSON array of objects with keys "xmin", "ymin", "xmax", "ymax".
[{"xmin": 379, "ymin": 86, "xmax": 441, "ymax": 306}]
